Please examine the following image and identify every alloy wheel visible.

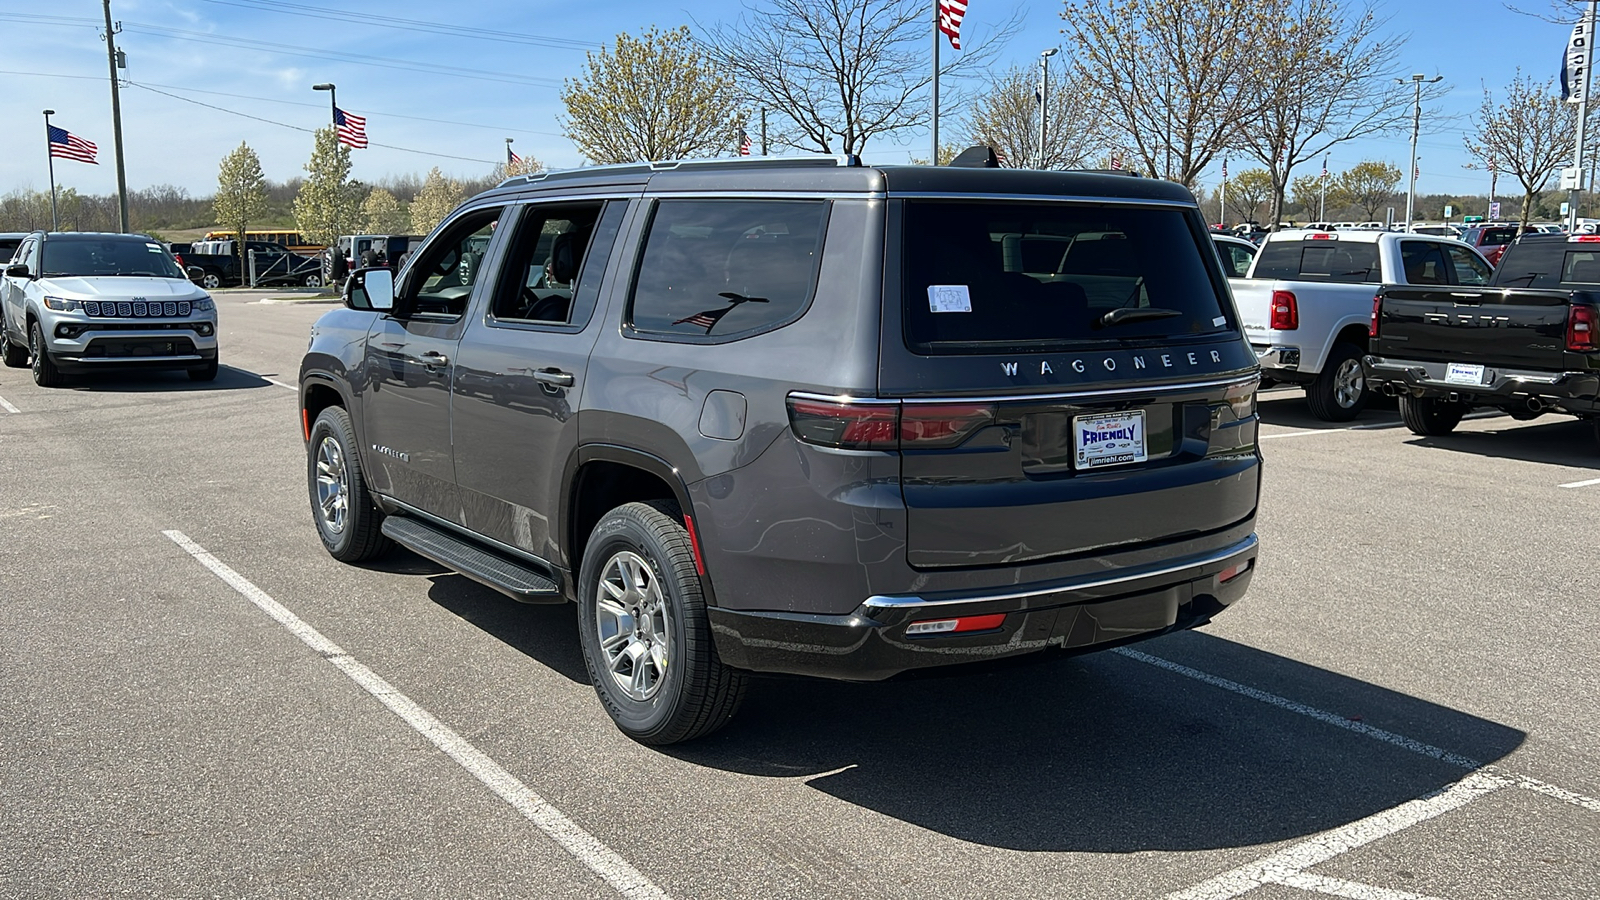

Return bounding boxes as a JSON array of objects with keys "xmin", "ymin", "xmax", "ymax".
[
  {"xmin": 1333, "ymin": 358, "xmax": 1365, "ymax": 408},
  {"xmin": 594, "ymin": 550, "xmax": 672, "ymax": 702},
  {"xmin": 314, "ymin": 436, "xmax": 350, "ymax": 534}
]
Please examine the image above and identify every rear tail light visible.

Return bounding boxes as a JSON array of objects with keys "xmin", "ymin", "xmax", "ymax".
[
  {"xmin": 786, "ymin": 397, "xmax": 996, "ymax": 450},
  {"xmin": 1370, "ymin": 292, "xmax": 1382, "ymax": 337},
  {"xmin": 1568, "ymin": 304, "xmax": 1598, "ymax": 351},
  {"xmin": 174, "ymin": 252, "xmax": 185, "ymax": 268},
  {"xmin": 1270, "ymin": 290, "xmax": 1298, "ymax": 330}
]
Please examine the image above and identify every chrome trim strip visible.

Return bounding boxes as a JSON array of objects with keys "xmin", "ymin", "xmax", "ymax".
[
  {"xmin": 789, "ymin": 374, "xmax": 1259, "ymax": 407},
  {"xmin": 889, "ymin": 192, "xmax": 1198, "ymax": 208},
  {"xmin": 863, "ymin": 534, "xmax": 1259, "ymax": 609},
  {"xmin": 73, "ymin": 354, "xmax": 203, "ymax": 363}
]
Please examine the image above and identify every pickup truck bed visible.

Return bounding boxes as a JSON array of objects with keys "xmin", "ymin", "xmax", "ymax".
[{"xmin": 1365, "ymin": 233, "xmax": 1600, "ymax": 442}]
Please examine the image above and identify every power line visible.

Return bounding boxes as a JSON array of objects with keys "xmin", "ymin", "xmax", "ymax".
[{"xmin": 197, "ymin": 0, "xmax": 601, "ymax": 51}]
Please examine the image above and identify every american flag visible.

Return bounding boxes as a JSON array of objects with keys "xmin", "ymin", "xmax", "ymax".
[
  {"xmin": 1321, "ymin": 156, "xmax": 1328, "ymax": 178},
  {"xmin": 938, "ymin": 0, "xmax": 967, "ymax": 50},
  {"xmin": 508, "ymin": 145, "xmax": 521, "ymax": 165},
  {"xmin": 739, "ymin": 129, "xmax": 752, "ymax": 156},
  {"xmin": 1110, "ymin": 150, "xmax": 1123, "ymax": 171},
  {"xmin": 48, "ymin": 126, "xmax": 98, "ymax": 164},
  {"xmin": 334, "ymin": 106, "xmax": 368, "ymax": 149},
  {"xmin": 1221, "ymin": 157, "xmax": 1228, "ymax": 179},
  {"xmin": 672, "ymin": 304, "xmax": 737, "ymax": 333}
]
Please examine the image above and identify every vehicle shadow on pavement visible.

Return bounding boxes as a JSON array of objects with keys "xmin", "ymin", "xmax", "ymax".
[
  {"xmin": 1257, "ymin": 391, "xmax": 1400, "ymax": 430},
  {"xmin": 1405, "ymin": 417, "xmax": 1599, "ymax": 469},
  {"xmin": 62, "ymin": 366, "xmax": 275, "ymax": 393},
  {"xmin": 665, "ymin": 629, "xmax": 1524, "ymax": 853},
  {"xmin": 423, "ymin": 571, "xmax": 591, "ymax": 685}
]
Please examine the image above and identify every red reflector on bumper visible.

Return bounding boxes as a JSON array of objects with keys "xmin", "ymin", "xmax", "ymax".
[
  {"xmin": 906, "ymin": 613, "xmax": 1007, "ymax": 636},
  {"xmin": 1218, "ymin": 560, "xmax": 1252, "ymax": 584}
]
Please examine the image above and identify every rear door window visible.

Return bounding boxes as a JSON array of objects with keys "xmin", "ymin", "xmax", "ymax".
[
  {"xmin": 1400, "ymin": 241, "xmax": 1451, "ymax": 285},
  {"xmin": 488, "ymin": 201, "xmax": 607, "ymax": 326},
  {"xmin": 1252, "ymin": 239, "xmax": 1380, "ymax": 283},
  {"xmin": 628, "ymin": 199, "xmax": 827, "ymax": 340},
  {"xmin": 1444, "ymin": 246, "xmax": 1493, "ymax": 285},
  {"xmin": 901, "ymin": 200, "xmax": 1229, "ymax": 352}
]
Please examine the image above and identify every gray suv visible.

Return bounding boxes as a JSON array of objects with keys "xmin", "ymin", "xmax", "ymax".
[{"xmin": 299, "ymin": 155, "xmax": 1263, "ymax": 744}]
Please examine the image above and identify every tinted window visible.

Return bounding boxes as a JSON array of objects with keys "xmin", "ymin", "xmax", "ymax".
[
  {"xmin": 1480, "ymin": 227, "xmax": 1518, "ymax": 246},
  {"xmin": 40, "ymin": 236, "xmax": 185, "ymax": 278},
  {"xmin": 0, "ymin": 239, "xmax": 21, "ymax": 263},
  {"xmin": 1400, "ymin": 241, "xmax": 1450, "ymax": 285},
  {"xmin": 489, "ymin": 201, "xmax": 606, "ymax": 325},
  {"xmin": 629, "ymin": 200, "xmax": 826, "ymax": 339},
  {"xmin": 403, "ymin": 208, "xmax": 502, "ymax": 318},
  {"xmin": 1215, "ymin": 241, "xmax": 1254, "ymax": 277},
  {"xmin": 902, "ymin": 201, "xmax": 1230, "ymax": 352},
  {"xmin": 1445, "ymin": 246, "xmax": 1492, "ymax": 286},
  {"xmin": 1252, "ymin": 239, "xmax": 1380, "ymax": 283}
]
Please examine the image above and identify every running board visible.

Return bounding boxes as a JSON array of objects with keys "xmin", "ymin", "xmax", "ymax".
[{"xmin": 381, "ymin": 516, "xmax": 564, "ymax": 604}]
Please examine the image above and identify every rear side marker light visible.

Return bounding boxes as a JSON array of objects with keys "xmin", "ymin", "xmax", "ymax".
[
  {"xmin": 1218, "ymin": 560, "xmax": 1253, "ymax": 584},
  {"xmin": 906, "ymin": 613, "xmax": 1007, "ymax": 636},
  {"xmin": 682, "ymin": 512, "xmax": 707, "ymax": 577}
]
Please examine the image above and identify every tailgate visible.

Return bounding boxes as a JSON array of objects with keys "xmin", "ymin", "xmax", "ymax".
[
  {"xmin": 1228, "ymin": 278, "xmax": 1276, "ymax": 346},
  {"xmin": 1376, "ymin": 287, "xmax": 1571, "ymax": 369}
]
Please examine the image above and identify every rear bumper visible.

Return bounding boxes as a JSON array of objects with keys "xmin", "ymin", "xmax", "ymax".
[
  {"xmin": 1363, "ymin": 354, "xmax": 1600, "ymax": 414},
  {"xmin": 708, "ymin": 533, "xmax": 1259, "ymax": 681},
  {"xmin": 1251, "ymin": 343, "xmax": 1305, "ymax": 381}
]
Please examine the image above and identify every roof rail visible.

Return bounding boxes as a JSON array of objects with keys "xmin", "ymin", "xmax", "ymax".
[{"xmin": 497, "ymin": 154, "xmax": 860, "ymax": 188}]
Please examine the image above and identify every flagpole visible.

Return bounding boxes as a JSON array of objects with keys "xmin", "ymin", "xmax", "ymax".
[
  {"xmin": 43, "ymin": 109, "xmax": 58, "ymax": 232},
  {"xmin": 1320, "ymin": 154, "xmax": 1328, "ymax": 222},
  {"xmin": 931, "ymin": 0, "xmax": 940, "ymax": 165}
]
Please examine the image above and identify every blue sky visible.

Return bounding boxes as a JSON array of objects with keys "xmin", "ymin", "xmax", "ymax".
[{"xmin": 0, "ymin": 0, "xmax": 1576, "ymax": 199}]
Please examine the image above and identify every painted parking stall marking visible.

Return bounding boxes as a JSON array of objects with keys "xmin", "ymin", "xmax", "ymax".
[
  {"xmin": 1112, "ymin": 648, "xmax": 1600, "ymax": 899},
  {"xmin": 162, "ymin": 530, "xmax": 671, "ymax": 900},
  {"xmin": 0, "ymin": 394, "xmax": 18, "ymax": 413},
  {"xmin": 1558, "ymin": 477, "xmax": 1600, "ymax": 489}
]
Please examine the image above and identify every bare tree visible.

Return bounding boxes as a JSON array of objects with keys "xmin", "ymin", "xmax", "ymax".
[
  {"xmin": 562, "ymin": 27, "xmax": 747, "ymax": 164},
  {"xmin": 1060, "ymin": 0, "xmax": 1261, "ymax": 187},
  {"xmin": 962, "ymin": 65, "xmax": 1105, "ymax": 168},
  {"xmin": 1239, "ymin": 0, "xmax": 1435, "ymax": 228},
  {"xmin": 701, "ymin": 0, "xmax": 1016, "ymax": 155},
  {"xmin": 1464, "ymin": 72, "xmax": 1578, "ymax": 228}
]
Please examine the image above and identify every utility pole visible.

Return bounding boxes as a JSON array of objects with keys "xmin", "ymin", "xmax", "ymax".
[
  {"xmin": 1038, "ymin": 48, "xmax": 1058, "ymax": 169},
  {"xmin": 43, "ymin": 110, "xmax": 59, "ymax": 232},
  {"xmin": 1570, "ymin": 0, "xmax": 1598, "ymax": 232},
  {"xmin": 760, "ymin": 108, "xmax": 768, "ymax": 156},
  {"xmin": 1398, "ymin": 73, "xmax": 1443, "ymax": 232},
  {"xmin": 101, "ymin": 0, "xmax": 129, "ymax": 233},
  {"xmin": 1319, "ymin": 154, "xmax": 1329, "ymax": 223}
]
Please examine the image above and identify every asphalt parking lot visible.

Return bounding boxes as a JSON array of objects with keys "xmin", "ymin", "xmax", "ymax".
[{"xmin": 2, "ymin": 290, "xmax": 1597, "ymax": 899}]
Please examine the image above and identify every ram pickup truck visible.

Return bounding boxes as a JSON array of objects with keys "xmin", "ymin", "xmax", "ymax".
[
  {"xmin": 1231, "ymin": 229, "xmax": 1494, "ymax": 420},
  {"xmin": 1365, "ymin": 233, "xmax": 1600, "ymax": 443},
  {"xmin": 184, "ymin": 240, "xmax": 323, "ymax": 289}
]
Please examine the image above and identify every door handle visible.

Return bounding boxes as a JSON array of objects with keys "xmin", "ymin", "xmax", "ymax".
[
  {"xmin": 405, "ymin": 351, "xmax": 450, "ymax": 368},
  {"xmin": 533, "ymin": 369, "xmax": 574, "ymax": 388}
]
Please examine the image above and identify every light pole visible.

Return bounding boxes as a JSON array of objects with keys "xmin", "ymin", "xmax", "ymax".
[
  {"xmin": 1319, "ymin": 154, "xmax": 1329, "ymax": 223},
  {"xmin": 42, "ymin": 110, "xmax": 59, "ymax": 231},
  {"xmin": 1038, "ymin": 48, "xmax": 1058, "ymax": 170},
  {"xmin": 312, "ymin": 82, "xmax": 337, "ymax": 129},
  {"xmin": 1397, "ymin": 73, "xmax": 1442, "ymax": 232}
]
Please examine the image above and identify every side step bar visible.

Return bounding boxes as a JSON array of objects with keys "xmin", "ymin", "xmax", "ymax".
[{"xmin": 381, "ymin": 516, "xmax": 564, "ymax": 604}]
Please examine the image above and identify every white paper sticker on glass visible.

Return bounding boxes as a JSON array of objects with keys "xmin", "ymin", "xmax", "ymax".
[{"xmin": 927, "ymin": 284, "xmax": 972, "ymax": 313}]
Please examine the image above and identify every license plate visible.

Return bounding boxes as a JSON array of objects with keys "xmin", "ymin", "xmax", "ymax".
[
  {"xmin": 1074, "ymin": 410, "xmax": 1148, "ymax": 470},
  {"xmin": 1444, "ymin": 362, "xmax": 1485, "ymax": 385}
]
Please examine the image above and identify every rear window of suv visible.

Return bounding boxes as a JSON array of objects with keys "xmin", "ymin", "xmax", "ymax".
[
  {"xmin": 901, "ymin": 200, "xmax": 1231, "ymax": 352},
  {"xmin": 1252, "ymin": 238, "xmax": 1380, "ymax": 283}
]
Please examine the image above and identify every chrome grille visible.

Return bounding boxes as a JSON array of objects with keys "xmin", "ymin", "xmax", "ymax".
[{"xmin": 83, "ymin": 300, "xmax": 192, "ymax": 318}]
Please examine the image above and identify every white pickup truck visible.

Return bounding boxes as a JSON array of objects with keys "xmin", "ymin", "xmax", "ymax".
[{"xmin": 1229, "ymin": 229, "xmax": 1495, "ymax": 420}]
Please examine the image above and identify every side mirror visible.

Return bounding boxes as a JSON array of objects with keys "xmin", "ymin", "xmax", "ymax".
[
  {"xmin": 344, "ymin": 266, "xmax": 395, "ymax": 312},
  {"xmin": 186, "ymin": 265, "xmax": 205, "ymax": 284},
  {"xmin": 5, "ymin": 263, "xmax": 29, "ymax": 279}
]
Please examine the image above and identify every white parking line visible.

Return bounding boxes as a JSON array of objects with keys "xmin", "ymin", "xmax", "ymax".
[
  {"xmin": 162, "ymin": 530, "xmax": 670, "ymax": 900},
  {"xmin": 1116, "ymin": 648, "xmax": 1600, "ymax": 899},
  {"xmin": 0, "ymin": 394, "xmax": 18, "ymax": 413},
  {"xmin": 1558, "ymin": 477, "xmax": 1600, "ymax": 489}
]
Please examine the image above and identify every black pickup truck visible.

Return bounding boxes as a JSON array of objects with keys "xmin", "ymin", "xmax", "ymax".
[
  {"xmin": 1365, "ymin": 233, "xmax": 1600, "ymax": 442},
  {"xmin": 184, "ymin": 240, "xmax": 324, "ymax": 289}
]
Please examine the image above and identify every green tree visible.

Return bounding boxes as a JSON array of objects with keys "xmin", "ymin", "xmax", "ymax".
[
  {"xmin": 562, "ymin": 26, "xmax": 745, "ymax": 163},
  {"xmin": 1227, "ymin": 168, "xmax": 1274, "ymax": 224},
  {"xmin": 1337, "ymin": 161, "xmax": 1403, "ymax": 220},
  {"xmin": 360, "ymin": 188, "xmax": 409, "ymax": 234},
  {"xmin": 215, "ymin": 142, "xmax": 268, "ymax": 281},
  {"xmin": 1464, "ymin": 72, "xmax": 1577, "ymax": 230},
  {"xmin": 410, "ymin": 168, "xmax": 464, "ymax": 235},
  {"xmin": 293, "ymin": 127, "xmax": 362, "ymax": 245}
]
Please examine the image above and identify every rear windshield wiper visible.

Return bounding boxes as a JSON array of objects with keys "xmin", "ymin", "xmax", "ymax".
[{"xmin": 1098, "ymin": 307, "xmax": 1183, "ymax": 327}]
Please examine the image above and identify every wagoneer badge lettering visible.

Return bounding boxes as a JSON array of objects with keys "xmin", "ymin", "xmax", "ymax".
[
  {"xmin": 1002, "ymin": 350, "xmax": 1225, "ymax": 378},
  {"xmin": 372, "ymin": 443, "xmax": 410, "ymax": 463}
]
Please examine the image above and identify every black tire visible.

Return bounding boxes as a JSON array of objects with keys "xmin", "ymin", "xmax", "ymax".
[
  {"xmin": 307, "ymin": 406, "xmax": 392, "ymax": 562},
  {"xmin": 29, "ymin": 320, "xmax": 64, "ymax": 387},
  {"xmin": 1399, "ymin": 395, "xmax": 1465, "ymax": 436},
  {"xmin": 1, "ymin": 322, "xmax": 27, "ymax": 368},
  {"xmin": 188, "ymin": 356, "xmax": 219, "ymax": 382},
  {"xmin": 577, "ymin": 501, "xmax": 746, "ymax": 745},
  {"xmin": 1306, "ymin": 342, "xmax": 1369, "ymax": 422}
]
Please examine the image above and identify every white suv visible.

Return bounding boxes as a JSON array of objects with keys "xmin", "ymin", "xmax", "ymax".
[{"xmin": 1, "ymin": 231, "xmax": 219, "ymax": 386}]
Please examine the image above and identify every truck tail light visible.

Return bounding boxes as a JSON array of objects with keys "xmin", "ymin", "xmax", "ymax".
[
  {"xmin": 1270, "ymin": 290, "xmax": 1299, "ymax": 330},
  {"xmin": 1370, "ymin": 292, "xmax": 1382, "ymax": 338},
  {"xmin": 787, "ymin": 398, "xmax": 996, "ymax": 450},
  {"xmin": 1568, "ymin": 304, "xmax": 1598, "ymax": 351}
]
